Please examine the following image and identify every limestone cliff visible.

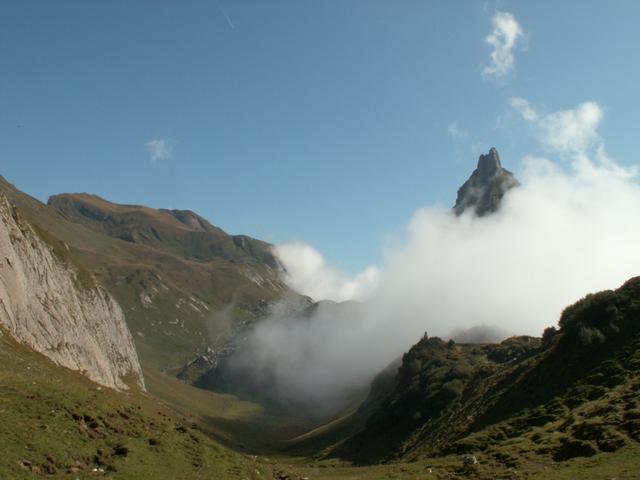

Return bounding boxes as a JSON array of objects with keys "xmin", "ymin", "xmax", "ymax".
[{"xmin": 0, "ymin": 195, "xmax": 144, "ymax": 390}]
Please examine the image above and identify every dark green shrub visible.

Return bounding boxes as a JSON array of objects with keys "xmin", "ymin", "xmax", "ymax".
[
  {"xmin": 577, "ymin": 326, "xmax": 606, "ymax": 347},
  {"xmin": 542, "ymin": 326, "xmax": 557, "ymax": 343}
]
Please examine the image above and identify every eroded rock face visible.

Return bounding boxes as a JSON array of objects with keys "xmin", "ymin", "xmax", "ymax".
[
  {"xmin": 454, "ymin": 147, "xmax": 519, "ymax": 217},
  {"xmin": 0, "ymin": 195, "xmax": 144, "ymax": 390}
]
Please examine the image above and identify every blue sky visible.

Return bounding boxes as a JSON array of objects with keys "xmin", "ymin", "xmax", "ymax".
[{"xmin": 2, "ymin": 1, "xmax": 639, "ymax": 273}]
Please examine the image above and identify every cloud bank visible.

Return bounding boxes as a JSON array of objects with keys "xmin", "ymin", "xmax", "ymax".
[
  {"xmin": 227, "ymin": 98, "xmax": 640, "ymax": 415},
  {"xmin": 275, "ymin": 242, "xmax": 379, "ymax": 302},
  {"xmin": 510, "ymin": 97, "xmax": 603, "ymax": 154},
  {"xmin": 483, "ymin": 12, "xmax": 523, "ymax": 78}
]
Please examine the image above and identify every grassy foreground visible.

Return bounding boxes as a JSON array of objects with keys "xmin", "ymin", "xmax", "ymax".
[
  {"xmin": 3, "ymin": 324, "xmax": 640, "ymax": 479},
  {"xmin": 274, "ymin": 447, "xmax": 640, "ymax": 480},
  {"xmin": 0, "ymin": 330, "xmax": 276, "ymax": 479}
]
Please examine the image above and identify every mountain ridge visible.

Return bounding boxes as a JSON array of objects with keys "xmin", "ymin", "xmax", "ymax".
[
  {"xmin": 48, "ymin": 192, "xmax": 280, "ymax": 266},
  {"xmin": 0, "ymin": 175, "xmax": 294, "ymax": 371}
]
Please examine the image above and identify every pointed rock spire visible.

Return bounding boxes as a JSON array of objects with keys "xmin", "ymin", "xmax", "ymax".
[
  {"xmin": 453, "ymin": 147, "xmax": 519, "ymax": 217},
  {"xmin": 476, "ymin": 147, "xmax": 502, "ymax": 180}
]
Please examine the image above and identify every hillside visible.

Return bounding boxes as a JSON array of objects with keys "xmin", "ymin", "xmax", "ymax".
[
  {"xmin": 0, "ymin": 327, "xmax": 280, "ymax": 479},
  {"xmin": 48, "ymin": 193, "xmax": 279, "ymax": 267},
  {"xmin": 0, "ymin": 176, "xmax": 293, "ymax": 371},
  {"xmin": 321, "ymin": 277, "xmax": 640, "ymax": 476}
]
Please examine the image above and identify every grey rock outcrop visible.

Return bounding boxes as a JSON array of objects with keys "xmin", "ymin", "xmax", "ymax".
[
  {"xmin": 0, "ymin": 195, "xmax": 144, "ymax": 390},
  {"xmin": 454, "ymin": 147, "xmax": 519, "ymax": 217}
]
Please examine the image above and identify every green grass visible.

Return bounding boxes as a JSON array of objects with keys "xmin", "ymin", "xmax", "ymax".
[
  {"xmin": 0, "ymin": 330, "xmax": 276, "ymax": 479},
  {"xmin": 143, "ymin": 364, "xmax": 317, "ymax": 453},
  {"xmin": 30, "ymin": 222, "xmax": 97, "ymax": 292},
  {"xmin": 282, "ymin": 446, "xmax": 640, "ymax": 480}
]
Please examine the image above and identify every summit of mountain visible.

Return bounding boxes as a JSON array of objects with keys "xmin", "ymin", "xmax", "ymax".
[
  {"xmin": 47, "ymin": 192, "xmax": 279, "ymax": 266},
  {"xmin": 453, "ymin": 147, "xmax": 519, "ymax": 217}
]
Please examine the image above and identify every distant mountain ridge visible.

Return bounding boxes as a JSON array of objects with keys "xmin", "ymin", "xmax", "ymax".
[
  {"xmin": 48, "ymin": 193, "xmax": 280, "ymax": 267},
  {"xmin": 0, "ymin": 175, "xmax": 294, "ymax": 371}
]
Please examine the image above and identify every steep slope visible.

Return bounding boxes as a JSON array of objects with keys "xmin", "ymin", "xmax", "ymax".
[
  {"xmin": 0, "ymin": 195, "xmax": 143, "ymax": 390},
  {"xmin": 454, "ymin": 147, "xmax": 519, "ymax": 216},
  {"xmin": 0, "ymin": 176, "xmax": 292, "ymax": 371},
  {"xmin": 332, "ymin": 277, "xmax": 640, "ymax": 471},
  {"xmin": 0, "ymin": 330, "xmax": 278, "ymax": 479}
]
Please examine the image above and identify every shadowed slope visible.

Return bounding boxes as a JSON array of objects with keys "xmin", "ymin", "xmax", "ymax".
[{"xmin": 330, "ymin": 278, "xmax": 640, "ymax": 469}]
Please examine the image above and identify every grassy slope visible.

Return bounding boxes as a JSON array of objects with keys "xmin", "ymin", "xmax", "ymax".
[
  {"xmin": 0, "ymin": 330, "xmax": 279, "ymax": 480},
  {"xmin": 47, "ymin": 193, "xmax": 279, "ymax": 267},
  {"xmin": 285, "ymin": 357, "xmax": 401, "ymax": 458},
  {"xmin": 290, "ymin": 279, "xmax": 640, "ymax": 479},
  {"xmin": 279, "ymin": 446, "xmax": 640, "ymax": 480},
  {"xmin": 4, "ymin": 325, "xmax": 638, "ymax": 480},
  {"xmin": 143, "ymin": 365, "xmax": 316, "ymax": 454}
]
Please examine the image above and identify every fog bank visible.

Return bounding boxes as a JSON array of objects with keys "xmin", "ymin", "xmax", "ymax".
[{"xmin": 229, "ymin": 99, "xmax": 640, "ymax": 414}]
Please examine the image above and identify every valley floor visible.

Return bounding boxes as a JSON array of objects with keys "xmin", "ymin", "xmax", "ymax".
[
  {"xmin": 276, "ymin": 448, "xmax": 640, "ymax": 480},
  {"xmin": 145, "ymin": 366, "xmax": 640, "ymax": 480}
]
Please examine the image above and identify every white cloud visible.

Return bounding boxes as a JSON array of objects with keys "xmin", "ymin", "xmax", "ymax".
[
  {"xmin": 483, "ymin": 11, "xmax": 523, "ymax": 78},
  {"xmin": 448, "ymin": 122, "xmax": 468, "ymax": 140},
  {"xmin": 509, "ymin": 97, "xmax": 537, "ymax": 121},
  {"xmin": 249, "ymin": 98, "xmax": 640, "ymax": 414},
  {"xmin": 145, "ymin": 138, "xmax": 173, "ymax": 163},
  {"xmin": 372, "ymin": 157, "xmax": 640, "ymax": 342},
  {"xmin": 510, "ymin": 97, "xmax": 604, "ymax": 155},
  {"xmin": 510, "ymin": 98, "xmax": 636, "ymax": 179},
  {"xmin": 274, "ymin": 242, "xmax": 379, "ymax": 302}
]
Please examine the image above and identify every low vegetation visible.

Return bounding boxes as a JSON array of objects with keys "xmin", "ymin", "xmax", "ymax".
[
  {"xmin": 308, "ymin": 278, "xmax": 640, "ymax": 479},
  {"xmin": 0, "ymin": 330, "xmax": 277, "ymax": 479}
]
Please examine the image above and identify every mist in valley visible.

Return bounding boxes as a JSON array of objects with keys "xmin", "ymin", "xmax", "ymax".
[{"xmin": 217, "ymin": 98, "xmax": 640, "ymax": 417}]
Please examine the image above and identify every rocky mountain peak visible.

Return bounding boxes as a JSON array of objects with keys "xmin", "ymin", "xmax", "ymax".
[
  {"xmin": 476, "ymin": 147, "xmax": 502, "ymax": 179},
  {"xmin": 453, "ymin": 147, "xmax": 519, "ymax": 217}
]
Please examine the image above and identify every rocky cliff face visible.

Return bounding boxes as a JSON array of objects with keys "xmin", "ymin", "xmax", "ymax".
[
  {"xmin": 0, "ymin": 195, "xmax": 144, "ymax": 390},
  {"xmin": 454, "ymin": 147, "xmax": 519, "ymax": 217}
]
